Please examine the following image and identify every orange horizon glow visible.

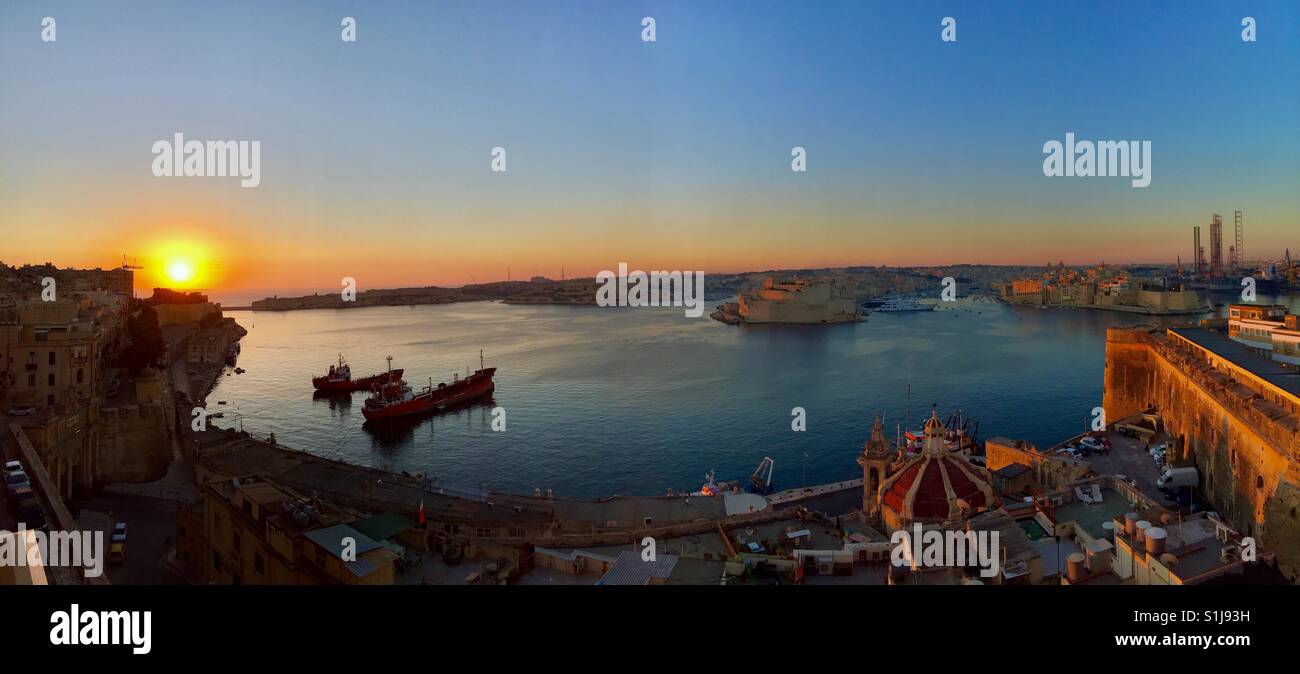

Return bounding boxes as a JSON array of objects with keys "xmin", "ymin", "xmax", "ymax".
[{"xmin": 8, "ymin": 208, "xmax": 1297, "ymax": 296}]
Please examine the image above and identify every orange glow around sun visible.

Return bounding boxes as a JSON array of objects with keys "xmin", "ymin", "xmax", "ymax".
[{"xmin": 146, "ymin": 240, "xmax": 216, "ymax": 290}]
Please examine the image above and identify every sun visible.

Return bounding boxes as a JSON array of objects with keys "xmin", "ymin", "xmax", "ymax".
[
  {"xmin": 145, "ymin": 238, "xmax": 218, "ymax": 289},
  {"xmin": 166, "ymin": 259, "xmax": 196, "ymax": 284}
]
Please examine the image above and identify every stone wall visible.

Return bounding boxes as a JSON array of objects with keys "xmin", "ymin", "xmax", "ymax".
[
  {"xmin": 97, "ymin": 403, "xmax": 171, "ymax": 484},
  {"xmin": 1103, "ymin": 327, "xmax": 1300, "ymax": 580},
  {"xmin": 985, "ymin": 437, "xmax": 1091, "ymax": 490}
]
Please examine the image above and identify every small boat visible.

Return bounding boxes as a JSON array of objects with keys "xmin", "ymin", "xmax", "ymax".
[
  {"xmin": 690, "ymin": 469, "xmax": 742, "ymax": 496},
  {"xmin": 361, "ymin": 352, "xmax": 495, "ymax": 422},
  {"xmin": 312, "ymin": 354, "xmax": 403, "ymax": 392}
]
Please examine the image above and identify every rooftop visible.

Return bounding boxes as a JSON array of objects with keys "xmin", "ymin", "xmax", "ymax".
[
  {"xmin": 596, "ymin": 550, "xmax": 679, "ymax": 585},
  {"xmin": 1053, "ymin": 487, "xmax": 1138, "ymax": 540},
  {"xmin": 1169, "ymin": 327, "xmax": 1300, "ymax": 399}
]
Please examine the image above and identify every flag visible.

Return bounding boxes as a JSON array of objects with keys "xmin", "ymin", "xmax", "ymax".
[{"xmin": 418, "ymin": 498, "xmax": 425, "ymax": 526}]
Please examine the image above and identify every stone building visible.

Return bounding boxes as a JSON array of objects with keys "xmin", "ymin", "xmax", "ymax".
[
  {"xmin": 1, "ymin": 300, "xmax": 99, "ymax": 410},
  {"xmin": 1104, "ymin": 325, "xmax": 1300, "ymax": 580},
  {"xmin": 194, "ymin": 476, "xmax": 398, "ymax": 585}
]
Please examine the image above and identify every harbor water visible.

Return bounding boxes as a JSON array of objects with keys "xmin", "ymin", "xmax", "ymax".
[{"xmin": 214, "ymin": 292, "xmax": 1299, "ymax": 498}]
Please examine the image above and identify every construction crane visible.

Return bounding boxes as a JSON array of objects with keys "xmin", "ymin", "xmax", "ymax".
[{"xmin": 120, "ymin": 254, "xmax": 144, "ymax": 299}]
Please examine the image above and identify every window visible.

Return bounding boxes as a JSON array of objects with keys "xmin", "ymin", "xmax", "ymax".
[
  {"xmin": 254, "ymin": 552, "xmax": 265, "ymax": 575},
  {"xmin": 232, "ymin": 532, "xmax": 241, "ymax": 552},
  {"xmin": 48, "ymin": 373, "xmax": 55, "ymax": 386},
  {"xmin": 76, "ymin": 369, "xmax": 84, "ymax": 384},
  {"xmin": 27, "ymin": 374, "xmax": 35, "ymax": 387},
  {"xmin": 212, "ymin": 551, "xmax": 222, "ymax": 570},
  {"xmin": 48, "ymin": 351, "xmax": 56, "ymax": 365},
  {"xmin": 475, "ymin": 527, "xmax": 494, "ymax": 538},
  {"xmin": 508, "ymin": 527, "xmax": 526, "ymax": 538}
]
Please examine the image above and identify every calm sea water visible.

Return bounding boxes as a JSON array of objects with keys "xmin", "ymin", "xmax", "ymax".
[{"xmin": 213, "ymin": 292, "xmax": 1300, "ymax": 498}]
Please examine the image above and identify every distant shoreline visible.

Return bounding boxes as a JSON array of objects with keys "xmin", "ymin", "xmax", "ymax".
[{"xmin": 239, "ymin": 279, "xmax": 602, "ymax": 312}]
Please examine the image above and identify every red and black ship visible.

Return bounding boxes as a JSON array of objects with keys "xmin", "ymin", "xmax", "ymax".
[
  {"xmin": 312, "ymin": 354, "xmax": 404, "ymax": 393},
  {"xmin": 361, "ymin": 352, "xmax": 496, "ymax": 422}
]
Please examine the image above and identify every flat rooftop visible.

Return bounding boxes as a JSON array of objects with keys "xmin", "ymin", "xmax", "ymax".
[
  {"xmin": 1054, "ymin": 487, "xmax": 1134, "ymax": 540},
  {"xmin": 1169, "ymin": 327, "xmax": 1300, "ymax": 398}
]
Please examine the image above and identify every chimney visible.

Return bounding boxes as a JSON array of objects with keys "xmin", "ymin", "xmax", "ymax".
[
  {"xmin": 1067, "ymin": 552, "xmax": 1086, "ymax": 582},
  {"xmin": 1145, "ymin": 527, "xmax": 1167, "ymax": 555}
]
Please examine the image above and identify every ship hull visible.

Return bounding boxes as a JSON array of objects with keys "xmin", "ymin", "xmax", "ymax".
[
  {"xmin": 312, "ymin": 368, "xmax": 404, "ymax": 392},
  {"xmin": 361, "ymin": 369, "xmax": 495, "ymax": 421}
]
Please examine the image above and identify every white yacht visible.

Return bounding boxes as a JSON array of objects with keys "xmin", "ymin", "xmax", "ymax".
[{"xmin": 867, "ymin": 295, "xmax": 935, "ymax": 313}]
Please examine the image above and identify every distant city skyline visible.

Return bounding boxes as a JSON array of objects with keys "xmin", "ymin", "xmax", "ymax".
[{"xmin": 2, "ymin": 1, "xmax": 1297, "ymax": 292}]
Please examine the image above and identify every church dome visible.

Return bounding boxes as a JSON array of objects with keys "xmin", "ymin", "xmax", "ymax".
[
  {"xmin": 876, "ymin": 409, "xmax": 995, "ymax": 528},
  {"xmin": 881, "ymin": 454, "xmax": 993, "ymax": 522}
]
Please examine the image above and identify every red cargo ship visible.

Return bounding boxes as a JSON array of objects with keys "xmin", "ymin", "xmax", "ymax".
[
  {"xmin": 312, "ymin": 354, "xmax": 404, "ymax": 393},
  {"xmin": 361, "ymin": 352, "xmax": 495, "ymax": 422}
]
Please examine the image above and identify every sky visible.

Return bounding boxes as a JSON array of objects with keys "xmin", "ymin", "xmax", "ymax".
[{"xmin": 1, "ymin": 0, "xmax": 1297, "ymax": 293}]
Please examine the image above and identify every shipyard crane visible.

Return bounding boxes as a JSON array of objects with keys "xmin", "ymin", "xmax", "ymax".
[{"xmin": 750, "ymin": 456, "xmax": 775, "ymax": 495}]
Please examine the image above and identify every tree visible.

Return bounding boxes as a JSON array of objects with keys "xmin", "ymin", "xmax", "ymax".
[{"xmin": 123, "ymin": 303, "xmax": 165, "ymax": 375}]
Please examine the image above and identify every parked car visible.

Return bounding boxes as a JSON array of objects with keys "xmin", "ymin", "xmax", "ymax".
[
  {"xmin": 1057, "ymin": 447, "xmax": 1083, "ymax": 459},
  {"xmin": 5, "ymin": 406, "xmax": 36, "ymax": 416},
  {"xmin": 1079, "ymin": 437, "xmax": 1104, "ymax": 452},
  {"xmin": 112, "ymin": 522, "xmax": 128, "ymax": 544},
  {"xmin": 3, "ymin": 460, "xmax": 22, "ymax": 477},
  {"xmin": 5, "ymin": 470, "xmax": 30, "ymax": 498}
]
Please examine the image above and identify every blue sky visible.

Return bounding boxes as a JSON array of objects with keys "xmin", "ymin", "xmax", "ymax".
[{"xmin": 1, "ymin": 1, "xmax": 1297, "ymax": 288}]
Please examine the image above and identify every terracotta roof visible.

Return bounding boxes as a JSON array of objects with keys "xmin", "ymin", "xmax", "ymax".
[{"xmin": 883, "ymin": 455, "xmax": 992, "ymax": 521}]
